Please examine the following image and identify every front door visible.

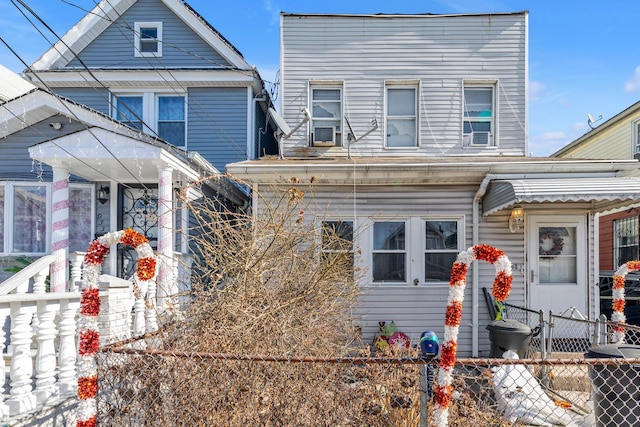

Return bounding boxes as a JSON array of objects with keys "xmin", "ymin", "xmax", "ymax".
[{"xmin": 528, "ymin": 215, "xmax": 587, "ymax": 317}]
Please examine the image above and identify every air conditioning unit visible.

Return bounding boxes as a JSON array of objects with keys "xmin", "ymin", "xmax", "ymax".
[
  {"xmin": 470, "ymin": 131, "xmax": 493, "ymax": 146},
  {"xmin": 312, "ymin": 126, "xmax": 336, "ymax": 147}
]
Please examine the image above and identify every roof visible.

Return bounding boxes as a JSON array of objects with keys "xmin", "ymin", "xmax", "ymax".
[
  {"xmin": 0, "ymin": 65, "xmax": 36, "ymax": 102},
  {"xmin": 30, "ymin": 0, "xmax": 251, "ymax": 71},
  {"xmin": 552, "ymin": 100, "xmax": 640, "ymax": 157},
  {"xmin": 483, "ymin": 177, "xmax": 640, "ymax": 216},
  {"xmin": 280, "ymin": 11, "xmax": 529, "ymax": 19}
]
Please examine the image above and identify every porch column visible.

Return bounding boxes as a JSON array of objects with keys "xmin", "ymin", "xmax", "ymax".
[
  {"xmin": 157, "ymin": 167, "xmax": 176, "ymax": 311},
  {"xmin": 50, "ymin": 166, "xmax": 69, "ymax": 293}
]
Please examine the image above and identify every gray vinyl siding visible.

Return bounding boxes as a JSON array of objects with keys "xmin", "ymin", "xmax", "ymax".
[
  {"xmin": 261, "ymin": 184, "xmax": 517, "ymax": 357},
  {"xmin": 281, "ymin": 13, "xmax": 527, "ymax": 157},
  {"xmin": 52, "ymin": 88, "xmax": 112, "ymax": 115},
  {"xmin": 0, "ymin": 115, "xmax": 86, "ymax": 180},
  {"xmin": 65, "ymin": 0, "xmax": 232, "ymax": 69},
  {"xmin": 188, "ymin": 87, "xmax": 247, "ymax": 171}
]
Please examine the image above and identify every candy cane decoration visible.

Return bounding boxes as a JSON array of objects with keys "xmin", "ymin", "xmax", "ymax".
[
  {"xmin": 77, "ymin": 229, "xmax": 156, "ymax": 427},
  {"xmin": 432, "ymin": 244, "xmax": 513, "ymax": 427},
  {"xmin": 611, "ymin": 260, "xmax": 640, "ymax": 343}
]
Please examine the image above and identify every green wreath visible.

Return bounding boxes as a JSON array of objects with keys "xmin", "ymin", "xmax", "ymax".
[{"xmin": 539, "ymin": 230, "xmax": 564, "ymax": 257}]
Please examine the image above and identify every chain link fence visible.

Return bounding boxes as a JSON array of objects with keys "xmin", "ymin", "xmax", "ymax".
[{"xmin": 95, "ymin": 335, "xmax": 640, "ymax": 427}]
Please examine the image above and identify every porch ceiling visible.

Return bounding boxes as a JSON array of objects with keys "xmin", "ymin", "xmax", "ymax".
[
  {"xmin": 28, "ymin": 127, "xmax": 201, "ymax": 182},
  {"xmin": 483, "ymin": 177, "xmax": 640, "ymax": 216}
]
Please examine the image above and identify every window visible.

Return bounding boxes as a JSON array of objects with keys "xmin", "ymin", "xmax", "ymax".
[
  {"xmin": 68, "ymin": 186, "xmax": 94, "ymax": 252},
  {"xmin": 424, "ymin": 220, "xmax": 459, "ymax": 282},
  {"xmin": 321, "ymin": 220, "xmax": 354, "ymax": 272},
  {"xmin": 386, "ymin": 86, "xmax": 417, "ymax": 147},
  {"xmin": 134, "ymin": 22, "xmax": 162, "ymax": 57},
  {"xmin": 372, "ymin": 221, "xmax": 406, "ymax": 283},
  {"xmin": 463, "ymin": 85, "xmax": 495, "ymax": 146},
  {"xmin": 112, "ymin": 93, "xmax": 186, "ymax": 147},
  {"xmin": 310, "ymin": 86, "xmax": 342, "ymax": 147},
  {"xmin": 114, "ymin": 96, "xmax": 143, "ymax": 130},
  {"xmin": 614, "ymin": 216, "xmax": 639, "ymax": 267},
  {"xmin": 633, "ymin": 120, "xmax": 640, "ymax": 157},
  {"xmin": 12, "ymin": 184, "xmax": 47, "ymax": 254}
]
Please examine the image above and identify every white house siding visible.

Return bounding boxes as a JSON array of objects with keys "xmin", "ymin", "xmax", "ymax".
[
  {"xmin": 280, "ymin": 13, "xmax": 527, "ymax": 157},
  {"xmin": 255, "ymin": 183, "xmax": 523, "ymax": 356}
]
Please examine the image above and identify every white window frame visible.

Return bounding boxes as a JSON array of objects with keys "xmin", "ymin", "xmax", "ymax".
[
  {"xmin": 371, "ymin": 219, "xmax": 408, "ymax": 284},
  {"xmin": 632, "ymin": 119, "xmax": 640, "ymax": 157},
  {"xmin": 111, "ymin": 91, "xmax": 187, "ymax": 148},
  {"xmin": 385, "ymin": 82, "xmax": 419, "ymax": 148},
  {"xmin": 134, "ymin": 22, "xmax": 163, "ymax": 57},
  {"xmin": 1, "ymin": 182, "xmax": 51, "ymax": 256},
  {"xmin": 309, "ymin": 82, "xmax": 343, "ymax": 147},
  {"xmin": 614, "ymin": 216, "xmax": 639, "ymax": 268},
  {"xmin": 463, "ymin": 82, "xmax": 497, "ymax": 147}
]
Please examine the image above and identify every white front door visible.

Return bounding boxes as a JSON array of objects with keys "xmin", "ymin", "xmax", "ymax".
[{"xmin": 528, "ymin": 215, "xmax": 587, "ymax": 317}]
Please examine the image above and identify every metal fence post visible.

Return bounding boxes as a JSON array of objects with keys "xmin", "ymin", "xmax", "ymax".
[{"xmin": 419, "ymin": 357, "xmax": 434, "ymax": 427}]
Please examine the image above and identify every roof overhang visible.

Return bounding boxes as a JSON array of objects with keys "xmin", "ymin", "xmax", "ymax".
[
  {"xmin": 483, "ymin": 177, "xmax": 640, "ymax": 216},
  {"xmin": 28, "ymin": 127, "xmax": 201, "ymax": 183}
]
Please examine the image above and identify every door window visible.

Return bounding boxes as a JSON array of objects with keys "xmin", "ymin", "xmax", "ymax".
[{"xmin": 538, "ymin": 226, "xmax": 577, "ymax": 283}]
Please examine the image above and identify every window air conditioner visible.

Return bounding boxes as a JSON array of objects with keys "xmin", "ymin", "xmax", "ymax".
[
  {"xmin": 312, "ymin": 126, "xmax": 336, "ymax": 147},
  {"xmin": 471, "ymin": 131, "xmax": 493, "ymax": 146}
]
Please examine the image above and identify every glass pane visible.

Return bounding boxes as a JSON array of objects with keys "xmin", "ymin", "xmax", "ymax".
[
  {"xmin": 322, "ymin": 221, "xmax": 353, "ymax": 251},
  {"xmin": 140, "ymin": 40, "xmax": 158, "ymax": 53},
  {"xmin": 539, "ymin": 227, "xmax": 575, "ymax": 256},
  {"xmin": 158, "ymin": 122, "xmax": 186, "ymax": 146},
  {"xmin": 69, "ymin": 187, "xmax": 93, "ymax": 252},
  {"xmin": 13, "ymin": 185, "xmax": 47, "ymax": 253},
  {"xmin": 426, "ymin": 221, "xmax": 457, "ymax": 250},
  {"xmin": 115, "ymin": 96, "xmax": 143, "ymax": 129},
  {"xmin": 463, "ymin": 121, "xmax": 491, "ymax": 133},
  {"xmin": 158, "ymin": 96, "xmax": 185, "ymax": 120},
  {"xmin": 140, "ymin": 27, "xmax": 157, "ymax": 39},
  {"xmin": 386, "ymin": 118, "xmax": 416, "ymax": 147},
  {"xmin": 0, "ymin": 186, "xmax": 4, "ymax": 250},
  {"xmin": 425, "ymin": 252, "xmax": 457, "ymax": 282},
  {"xmin": 539, "ymin": 257, "xmax": 577, "ymax": 283},
  {"xmin": 374, "ymin": 222, "xmax": 405, "ymax": 250},
  {"xmin": 312, "ymin": 102, "xmax": 340, "ymax": 119},
  {"xmin": 388, "ymin": 88, "xmax": 415, "ymax": 116},
  {"xmin": 464, "ymin": 88, "xmax": 492, "ymax": 118},
  {"xmin": 313, "ymin": 89, "xmax": 340, "ymax": 101},
  {"xmin": 373, "ymin": 253, "xmax": 405, "ymax": 282}
]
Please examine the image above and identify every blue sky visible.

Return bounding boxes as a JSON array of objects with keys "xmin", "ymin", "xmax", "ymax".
[{"xmin": 1, "ymin": 0, "xmax": 639, "ymax": 156}]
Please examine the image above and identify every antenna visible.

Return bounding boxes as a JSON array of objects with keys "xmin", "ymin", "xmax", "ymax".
[
  {"xmin": 268, "ymin": 107, "xmax": 311, "ymax": 159},
  {"xmin": 344, "ymin": 116, "xmax": 379, "ymax": 159},
  {"xmin": 587, "ymin": 113, "xmax": 603, "ymax": 129}
]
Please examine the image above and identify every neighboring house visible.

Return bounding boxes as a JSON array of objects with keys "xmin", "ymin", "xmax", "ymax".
[
  {"xmin": 1, "ymin": 0, "xmax": 275, "ymax": 293},
  {"xmin": 227, "ymin": 11, "xmax": 640, "ymax": 357},
  {"xmin": 552, "ymin": 102, "xmax": 640, "ymax": 272}
]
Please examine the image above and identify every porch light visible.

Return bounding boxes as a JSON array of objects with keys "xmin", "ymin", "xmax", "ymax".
[
  {"xmin": 97, "ymin": 186, "xmax": 110, "ymax": 204},
  {"xmin": 508, "ymin": 206, "xmax": 524, "ymax": 233}
]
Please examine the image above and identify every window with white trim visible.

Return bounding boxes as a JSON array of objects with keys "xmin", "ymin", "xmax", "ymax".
[
  {"xmin": 386, "ymin": 85, "xmax": 417, "ymax": 147},
  {"xmin": 112, "ymin": 92, "xmax": 186, "ymax": 147},
  {"xmin": 134, "ymin": 22, "xmax": 162, "ymax": 57},
  {"xmin": 310, "ymin": 85, "xmax": 342, "ymax": 147},
  {"xmin": 372, "ymin": 221, "xmax": 406, "ymax": 283},
  {"xmin": 633, "ymin": 120, "xmax": 640, "ymax": 157},
  {"xmin": 614, "ymin": 216, "xmax": 639, "ymax": 267},
  {"xmin": 321, "ymin": 220, "xmax": 354, "ymax": 273},
  {"xmin": 463, "ymin": 84, "xmax": 495, "ymax": 146},
  {"xmin": 424, "ymin": 220, "xmax": 460, "ymax": 282}
]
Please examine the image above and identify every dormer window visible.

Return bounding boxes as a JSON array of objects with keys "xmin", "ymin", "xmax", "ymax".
[
  {"xmin": 135, "ymin": 22, "xmax": 162, "ymax": 57},
  {"xmin": 463, "ymin": 83, "xmax": 495, "ymax": 146}
]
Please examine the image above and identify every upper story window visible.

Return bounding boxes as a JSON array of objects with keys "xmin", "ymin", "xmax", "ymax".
[
  {"xmin": 310, "ymin": 84, "xmax": 342, "ymax": 147},
  {"xmin": 386, "ymin": 85, "xmax": 418, "ymax": 147},
  {"xmin": 614, "ymin": 216, "xmax": 639, "ymax": 267},
  {"xmin": 134, "ymin": 22, "xmax": 163, "ymax": 57},
  {"xmin": 112, "ymin": 92, "xmax": 186, "ymax": 147},
  {"xmin": 633, "ymin": 120, "xmax": 640, "ymax": 157},
  {"xmin": 463, "ymin": 84, "xmax": 495, "ymax": 146}
]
